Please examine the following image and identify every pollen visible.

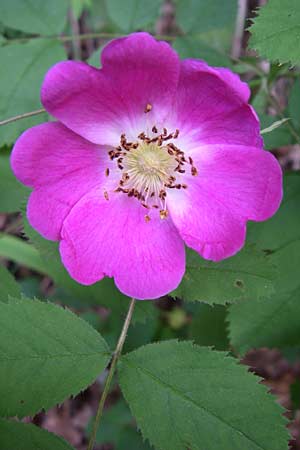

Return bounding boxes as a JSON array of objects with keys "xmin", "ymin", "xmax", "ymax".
[
  {"xmin": 144, "ymin": 103, "xmax": 152, "ymax": 113},
  {"xmin": 109, "ymin": 127, "xmax": 197, "ymax": 220}
]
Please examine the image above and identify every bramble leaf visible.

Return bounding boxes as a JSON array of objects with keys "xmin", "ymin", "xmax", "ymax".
[
  {"xmin": 249, "ymin": 0, "xmax": 300, "ymax": 65},
  {"xmin": 229, "ymin": 174, "xmax": 300, "ymax": 352},
  {"xmin": 119, "ymin": 341, "xmax": 289, "ymax": 450},
  {"xmin": 171, "ymin": 245, "xmax": 277, "ymax": 304},
  {"xmin": 0, "ymin": 297, "xmax": 110, "ymax": 417}
]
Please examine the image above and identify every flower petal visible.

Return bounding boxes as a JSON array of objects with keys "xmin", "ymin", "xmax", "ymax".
[
  {"xmin": 41, "ymin": 33, "xmax": 180, "ymax": 144},
  {"xmin": 168, "ymin": 145, "xmax": 282, "ymax": 261},
  {"xmin": 60, "ymin": 191, "xmax": 185, "ymax": 300},
  {"xmin": 41, "ymin": 61, "xmax": 126, "ymax": 145},
  {"xmin": 101, "ymin": 32, "xmax": 180, "ymax": 127},
  {"xmin": 172, "ymin": 60, "xmax": 262, "ymax": 149},
  {"xmin": 11, "ymin": 122, "xmax": 106, "ymax": 240}
]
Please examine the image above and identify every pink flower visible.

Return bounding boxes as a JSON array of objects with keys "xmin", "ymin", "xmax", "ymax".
[{"xmin": 11, "ymin": 32, "xmax": 282, "ymax": 300}]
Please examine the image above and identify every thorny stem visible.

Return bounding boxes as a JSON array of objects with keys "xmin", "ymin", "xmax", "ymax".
[
  {"xmin": 87, "ymin": 297, "xmax": 136, "ymax": 450},
  {"xmin": 0, "ymin": 108, "xmax": 46, "ymax": 126}
]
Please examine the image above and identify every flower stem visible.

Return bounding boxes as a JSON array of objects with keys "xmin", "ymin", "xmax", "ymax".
[
  {"xmin": 87, "ymin": 297, "xmax": 136, "ymax": 450},
  {"xmin": 2, "ymin": 32, "xmax": 175, "ymax": 45},
  {"xmin": 0, "ymin": 108, "xmax": 46, "ymax": 126}
]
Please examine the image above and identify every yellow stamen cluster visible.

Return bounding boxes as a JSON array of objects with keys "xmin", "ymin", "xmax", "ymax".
[{"xmin": 105, "ymin": 109, "xmax": 197, "ymax": 221}]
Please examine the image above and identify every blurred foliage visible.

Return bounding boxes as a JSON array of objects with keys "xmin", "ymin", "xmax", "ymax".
[
  {"xmin": 0, "ymin": 0, "xmax": 300, "ymax": 449},
  {"xmin": 88, "ymin": 399, "xmax": 150, "ymax": 449},
  {"xmin": 105, "ymin": 0, "xmax": 163, "ymax": 32},
  {"xmin": 119, "ymin": 341, "xmax": 288, "ymax": 450}
]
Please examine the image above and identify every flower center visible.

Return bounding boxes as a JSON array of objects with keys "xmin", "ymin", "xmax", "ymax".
[{"xmin": 105, "ymin": 123, "xmax": 198, "ymax": 222}]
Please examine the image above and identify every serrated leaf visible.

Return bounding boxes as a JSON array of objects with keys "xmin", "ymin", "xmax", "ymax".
[
  {"xmin": 249, "ymin": 0, "xmax": 300, "ymax": 65},
  {"xmin": 173, "ymin": 35, "xmax": 232, "ymax": 67},
  {"xmin": 171, "ymin": 245, "xmax": 277, "ymax": 304},
  {"xmin": 0, "ymin": 419, "xmax": 74, "ymax": 450},
  {"xmin": 229, "ymin": 240, "xmax": 300, "ymax": 353},
  {"xmin": 104, "ymin": 0, "xmax": 163, "ymax": 32},
  {"xmin": 0, "ymin": 0, "xmax": 68, "ymax": 35},
  {"xmin": 0, "ymin": 265, "xmax": 21, "ymax": 300},
  {"xmin": 0, "ymin": 154, "xmax": 30, "ymax": 212},
  {"xmin": 0, "ymin": 297, "xmax": 110, "ymax": 417},
  {"xmin": 119, "ymin": 341, "xmax": 289, "ymax": 450},
  {"xmin": 229, "ymin": 174, "xmax": 300, "ymax": 353},
  {"xmin": 0, "ymin": 40, "xmax": 65, "ymax": 145}
]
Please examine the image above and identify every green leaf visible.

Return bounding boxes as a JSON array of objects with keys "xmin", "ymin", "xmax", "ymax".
[
  {"xmin": 229, "ymin": 174, "xmax": 300, "ymax": 353},
  {"xmin": 119, "ymin": 341, "xmax": 289, "ymax": 450},
  {"xmin": 260, "ymin": 118, "xmax": 290, "ymax": 135},
  {"xmin": 171, "ymin": 245, "xmax": 277, "ymax": 304},
  {"xmin": 0, "ymin": 154, "xmax": 30, "ymax": 212},
  {"xmin": 0, "ymin": 233, "xmax": 47, "ymax": 275},
  {"xmin": 175, "ymin": 0, "xmax": 237, "ymax": 34},
  {"xmin": 229, "ymin": 241, "xmax": 300, "ymax": 352},
  {"xmin": 0, "ymin": 40, "xmax": 65, "ymax": 144},
  {"xmin": 288, "ymin": 78, "xmax": 300, "ymax": 130},
  {"xmin": 259, "ymin": 114, "xmax": 294, "ymax": 149},
  {"xmin": 247, "ymin": 173, "xmax": 300, "ymax": 251},
  {"xmin": 249, "ymin": 0, "xmax": 300, "ymax": 65},
  {"xmin": 0, "ymin": 297, "xmax": 110, "ymax": 417},
  {"xmin": 188, "ymin": 303, "xmax": 229, "ymax": 350},
  {"xmin": 87, "ymin": 46, "xmax": 103, "ymax": 67},
  {"xmin": 89, "ymin": 399, "xmax": 150, "ymax": 449},
  {"xmin": 0, "ymin": 0, "xmax": 68, "ymax": 35},
  {"xmin": 0, "ymin": 419, "xmax": 74, "ymax": 450},
  {"xmin": 0, "ymin": 265, "xmax": 21, "ymax": 301},
  {"xmin": 173, "ymin": 35, "xmax": 232, "ymax": 67},
  {"xmin": 104, "ymin": 0, "xmax": 163, "ymax": 32}
]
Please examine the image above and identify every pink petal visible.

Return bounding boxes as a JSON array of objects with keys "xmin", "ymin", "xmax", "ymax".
[
  {"xmin": 11, "ymin": 122, "xmax": 105, "ymax": 240},
  {"xmin": 173, "ymin": 60, "xmax": 262, "ymax": 149},
  {"xmin": 101, "ymin": 32, "xmax": 180, "ymax": 126},
  {"xmin": 41, "ymin": 61, "xmax": 125, "ymax": 145},
  {"xmin": 213, "ymin": 67, "xmax": 250, "ymax": 102},
  {"xmin": 60, "ymin": 191, "xmax": 185, "ymax": 300},
  {"xmin": 168, "ymin": 145, "xmax": 282, "ymax": 261},
  {"xmin": 41, "ymin": 33, "xmax": 180, "ymax": 145}
]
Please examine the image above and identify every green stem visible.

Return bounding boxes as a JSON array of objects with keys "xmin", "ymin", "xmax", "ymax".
[
  {"xmin": 87, "ymin": 297, "xmax": 136, "ymax": 450},
  {"xmin": 69, "ymin": 7, "xmax": 82, "ymax": 60},
  {"xmin": 2, "ymin": 32, "xmax": 175, "ymax": 45},
  {"xmin": 0, "ymin": 108, "xmax": 45, "ymax": 126}
]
